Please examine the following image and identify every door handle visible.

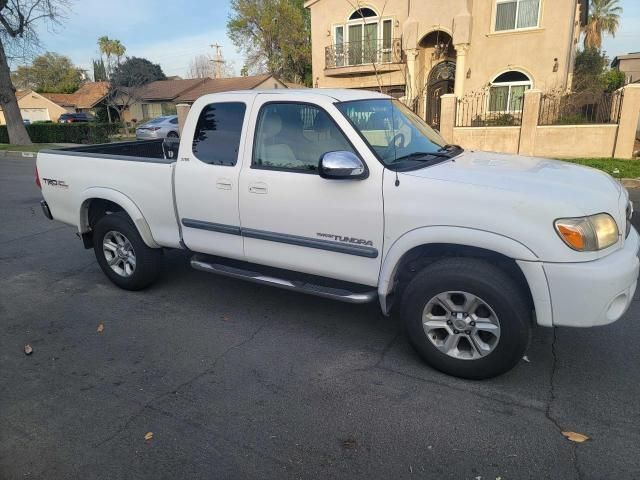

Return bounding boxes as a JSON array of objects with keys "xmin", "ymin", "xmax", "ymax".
[
  {"xmin": 216, "ymin": 179, "xmax": 232, "ymax": 190},
  {"xmin": 249, "ymin": 182, "xmax": 268, "ymax": 194}
]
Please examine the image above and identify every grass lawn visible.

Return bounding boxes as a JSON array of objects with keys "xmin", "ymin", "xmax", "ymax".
[
  {"xmin": 559, "ymin": 158, "xmax": 640, "ymax": 179},
  {"xmin": 0, "ymin": 143, "xmax": 61, "ymax": 152}
]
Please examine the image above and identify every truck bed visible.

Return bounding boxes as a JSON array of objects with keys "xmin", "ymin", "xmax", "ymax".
[
  {"xmin": 49, "ymin": 139, "xmax": 179, "ymax": 162},
  {"xmin": 37, "ymin": 139, "xmax": 182, "ymax": 249}
]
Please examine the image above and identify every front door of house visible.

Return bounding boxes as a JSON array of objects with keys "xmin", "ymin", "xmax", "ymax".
[{"xmin": 426, "ymin": 61, "xmax": 456, "ymax": 131}]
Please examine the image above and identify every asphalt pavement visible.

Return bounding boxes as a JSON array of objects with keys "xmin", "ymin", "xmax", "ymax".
[{"xmin": 1, "ymin": 154, "xmax": 640, "ymax": 479}]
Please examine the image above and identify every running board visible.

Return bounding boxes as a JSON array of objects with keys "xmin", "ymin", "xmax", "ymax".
[{"xmin": 190, "ymin": 255, "xmax": 377, "ymax": 304}]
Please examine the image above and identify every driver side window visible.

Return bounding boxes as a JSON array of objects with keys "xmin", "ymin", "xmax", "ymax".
[{"xmin": 253, "ymin": 103, "xmax": 355, "ymax": 173}]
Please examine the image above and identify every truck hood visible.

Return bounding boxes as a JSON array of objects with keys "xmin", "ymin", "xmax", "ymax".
[{"xmin": 402, "ymin": 151, "xmax": 624, "ymax": 217}]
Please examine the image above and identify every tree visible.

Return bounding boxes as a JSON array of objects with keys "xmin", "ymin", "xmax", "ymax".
[
  {"xmin": 188, "ymin": 53, "xmax": 235, "ymax": 79},
  {"xmin": 573, "ymin": 48, "xmax": 625, "ymax": 92},
  {"xmin": 93, "ymin": 58, "xmax": 107, "ymax": 81},
  {"xmin": 0, "ymin": 0, "xmax": 69, "ymax": 145},
  {"xmin": 110, "ymin": 56, "xmax": 165, "ymax": 87},
  {"xmin": 583, "ymin": 0, "xmax": 622, "ymax": 50},
  {"xmin": 227, "ymin": 0, "xmax": 311, "ymax": 85},
  {"xmin": 105, "ymin": 57, "xmax": 166, "ymax": 132},
  {"xmin": 98, "ymin": 35, "xmax": 126, "ymax": 79},
  {"xmin": 189, "ymin": 54, "xmax": 215, "ymax": 79},
  {"xmin": 11, "ymin": 52, "xmax": 83, "ymax": 93}
]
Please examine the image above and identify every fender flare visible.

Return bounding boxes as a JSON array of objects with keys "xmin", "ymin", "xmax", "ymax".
[
  {"xmin": 377, "ymin": 226, "xmax": 552, "ymax": 326},
  {"xmin": 78, "ymin": 187, "xmax": 160, "ymax": 248}
]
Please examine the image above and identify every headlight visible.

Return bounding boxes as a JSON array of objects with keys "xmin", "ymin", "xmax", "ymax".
[{"xmin": 554, "ymin": 213, "xmax": 619, "ymax": 251}]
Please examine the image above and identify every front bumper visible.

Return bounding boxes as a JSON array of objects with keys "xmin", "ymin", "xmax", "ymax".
[{"xmin": 543, "ymin": 227, "xmax": 640, "ymax": 327}]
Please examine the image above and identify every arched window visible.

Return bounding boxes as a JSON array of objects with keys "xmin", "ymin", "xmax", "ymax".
[
  {"xmin": 488, "ymin": 70, "xmax": 532, "ymax": 112},
  {"xmin": 349, "ymin": 7, "xmax": 377, "ymax": 20}
]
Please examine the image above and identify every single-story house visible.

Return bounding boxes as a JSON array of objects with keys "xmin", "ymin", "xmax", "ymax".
[
  {"xmin": 42, "ymin": 82, "xmax": 110, "ymax": 115},
  {"xmin": 123, "ymin": 78, "xmax": 208, "ymax": 123},
  {"xmin": 174, "ymin": 74, "xmax": 288, "ymax": 104},
  {"xmin": 0, "ymin": 90, "xmax": 69, "ymax": 124}
]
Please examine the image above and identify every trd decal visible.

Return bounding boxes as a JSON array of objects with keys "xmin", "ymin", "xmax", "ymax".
[
  {"xmin": 316, "ymin": 232, "xmax": 374, "ymax": 246},
  {"xmin": 42, "ymin": 178, "xmax": 69, "ymax": 189}
]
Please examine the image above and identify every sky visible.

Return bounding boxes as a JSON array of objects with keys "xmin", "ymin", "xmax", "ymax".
[{"xmin": 25, "ymin": 0, "xmax": 640, "ymax": 79}]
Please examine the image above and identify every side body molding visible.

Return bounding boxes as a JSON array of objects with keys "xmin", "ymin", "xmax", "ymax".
[
  {"xmin": 377, "ymin": 226, "xmax": 553, "ymax": 326},
  {"xmin": 78, "ymin": 187, "xmax": 160, "ymax": 248}
]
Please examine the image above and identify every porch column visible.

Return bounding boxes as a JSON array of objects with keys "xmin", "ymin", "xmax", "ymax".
[
  {"xmin": 453, "ymin": 44, "xmax": 470, "ymax": 98},
  {"xmin": 404, "ymin": 48, "xmax": 420, "ymax": 108},
  {"xmin": 176, "ymin": 103, "xmax": 191, "ymax": 135},
  {"xmin": 614, "ymin": 84, "xmax": 640, "ymax": 159}
]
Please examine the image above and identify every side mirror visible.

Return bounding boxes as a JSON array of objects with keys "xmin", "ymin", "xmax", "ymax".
[{"xmin": 319, "ymin": 151, "xmax": 367, "ymax": 180}]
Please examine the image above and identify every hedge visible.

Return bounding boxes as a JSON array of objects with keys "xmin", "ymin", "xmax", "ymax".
[{"xmin": 0, "ymin": 123, "xmax": 119, "ymax": 144}]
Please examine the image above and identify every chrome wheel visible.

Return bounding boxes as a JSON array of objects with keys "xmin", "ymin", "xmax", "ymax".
[
  {"xmin": 103, "ymin": 230, "xmax": 136, "ymax": 278},
  {"xmin": 422, "ymin": 291, "xmax": 501, "ymax": 360}
]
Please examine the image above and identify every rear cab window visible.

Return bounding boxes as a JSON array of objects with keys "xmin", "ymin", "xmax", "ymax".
[{"xmin": 192, "ymin": 102, "xmax": 247, "ymax": 166}]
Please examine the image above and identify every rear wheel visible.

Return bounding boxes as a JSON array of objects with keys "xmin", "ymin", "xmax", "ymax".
[
  {"xmin": 167, "ymin": 131, "xmax": 179, "ymax": 138},
  {"xmin": 93, "ymin": 212, "xmax": 162, "ymax": 290},
  {"xmin": 401, "ymin": 257, "xmax": 531, "ymax": 379}
]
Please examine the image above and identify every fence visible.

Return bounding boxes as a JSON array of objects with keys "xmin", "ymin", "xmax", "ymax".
[
  {"xmin": 440, "ymin": 84, "xmax": 640, "ymax": 158},
  {"xmin": 538, "ymin": 89, "xmax": 624, "ymax": 126},
  {"xmin": 455, "ymin": 89, "xmax": 524, "ymax": 127},
  {"xmin": 325, "ymin": 39, "xmax": 403, "ymax": 69}
]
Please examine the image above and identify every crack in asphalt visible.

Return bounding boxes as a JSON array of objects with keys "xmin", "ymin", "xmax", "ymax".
[
  {"xmin": 545, "ymin": 327, "xmax": 584, "ymax": 480},
  {"xmin": 92, "ymin": 321, "xmax": 268, "ymax": 448}
]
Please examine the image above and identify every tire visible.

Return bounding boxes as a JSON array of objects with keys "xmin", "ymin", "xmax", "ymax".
[
  {"xmin": 400, "ymin": 257, "xmax": 531, "ymax": 380},
  {"xmin": 93, "ymin": 212, "xmax": 162, "ymax": 290},
  {"xmin": 167, "ymin": 131, "xmax": 179, "ymax": 138}
]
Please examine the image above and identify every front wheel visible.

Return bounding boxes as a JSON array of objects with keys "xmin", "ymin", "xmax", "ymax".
[
  {"xmin": 93, "ymin": 212, "xmax": 162, "ymax": 290},
  {"xmin": 401, "ymin": 257, "xmax": 531, "ymax": 379}
]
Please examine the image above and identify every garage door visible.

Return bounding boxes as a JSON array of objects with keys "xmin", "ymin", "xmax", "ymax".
[{"xmin": 21, "ymin": 108, "xmax": 50, "ymax": 122}]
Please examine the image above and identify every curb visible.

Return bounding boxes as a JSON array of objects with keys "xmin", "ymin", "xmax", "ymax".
[
  {"xmin": 0, "ymin": 150, "xmax": 36, "ymax": 158},
  {"xmin": 621, "ymin": 178, "xmax": 640, "ymax": 189}
]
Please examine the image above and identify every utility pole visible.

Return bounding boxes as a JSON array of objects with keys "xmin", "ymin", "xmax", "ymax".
[{"xmin": 210, "ymin": 43, "xmax": 224, "ymax": 79}]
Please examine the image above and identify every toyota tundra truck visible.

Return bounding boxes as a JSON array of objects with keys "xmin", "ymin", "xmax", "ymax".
[{"xmin": 36, "ymin": 89, "xmax": 639, "ymax": 379}]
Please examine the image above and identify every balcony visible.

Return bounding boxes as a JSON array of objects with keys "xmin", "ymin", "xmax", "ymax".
[{"xmin": 324, "ymin": 38, "xmax": 403, "ymax": 76}]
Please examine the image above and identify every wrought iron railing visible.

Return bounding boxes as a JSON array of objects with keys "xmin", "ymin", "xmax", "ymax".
[
  {"xmin": 456, "ymin": 89, "xmax": 524, "ymax": 127},
  {"xmin": 325, "ymin": 38, "xmax": 403, "ymax": 69},
  {"xmin": 538, "ymin": 89, "xmax": 623, "ymax": 126}
]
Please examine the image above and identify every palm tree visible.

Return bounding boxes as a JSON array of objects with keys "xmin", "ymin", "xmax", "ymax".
[
  {"xmin": 111, "ymin": 40, "xmax": 126, "ymax": 66},
  {"xmin": 583, "ymin": 0, "xmax": 623, "ymax": 50}
]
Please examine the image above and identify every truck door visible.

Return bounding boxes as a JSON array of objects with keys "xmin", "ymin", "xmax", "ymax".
[
  {"xmin": 174, "ymin": 94, "xmax": 253, "ymax": 259},
  {"xmin": 238, "ymin": 94, "xmax": 384, "ymax": 286}
]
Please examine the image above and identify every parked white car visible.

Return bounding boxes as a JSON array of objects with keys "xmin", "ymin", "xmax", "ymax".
[
  {"xmin": 135, "ymin": 115, "xmax": 179, "ymax": 140},
  {"xmin": 36, "ymin": 89, "xmax": 639, "ymax": 379}
]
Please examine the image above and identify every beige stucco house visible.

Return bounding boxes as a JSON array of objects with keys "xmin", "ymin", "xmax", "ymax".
[
  {"xmin": 0, "ymin": 90, "xmax": 69, "ymax": 124},
  {"xmin": 306, "ymin": 0, "xmax": 587, "ymax": 128},
  {"xmin": 612, "ymin": 53, "xmax": 640, "ymax": 85}
]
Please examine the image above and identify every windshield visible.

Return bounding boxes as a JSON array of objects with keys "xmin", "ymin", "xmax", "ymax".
[{"xmin": 336, "ymin": 99, "xmax": 460, "ymax": 169}]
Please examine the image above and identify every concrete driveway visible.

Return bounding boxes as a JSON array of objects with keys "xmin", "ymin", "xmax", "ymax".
[{"xmin": 1, "ymin": 154, "xmax": 640, "ymax": 479}]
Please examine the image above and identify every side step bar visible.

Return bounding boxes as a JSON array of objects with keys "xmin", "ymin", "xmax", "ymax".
[{"xmin": 191, "ymin": 255, "xmax": 377, "ymax": 304}]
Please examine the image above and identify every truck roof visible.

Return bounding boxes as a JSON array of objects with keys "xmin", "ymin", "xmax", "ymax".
[{"xmin": 193, "ymin": 88, "xmax": 391, "ymax": 103}]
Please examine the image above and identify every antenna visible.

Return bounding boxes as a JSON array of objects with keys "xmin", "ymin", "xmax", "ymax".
[{"xmin": 209, "ymin": 43, "xmax": 224, "ymax": 79}]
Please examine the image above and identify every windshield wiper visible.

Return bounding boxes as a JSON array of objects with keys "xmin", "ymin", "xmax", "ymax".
[
  {"xmin": 394, "ymin": 151, "xmax": 452, "ymax": 163},
  {"xmin": 438, "ymin": 144, "xmax": 463, "ymax": 153}
]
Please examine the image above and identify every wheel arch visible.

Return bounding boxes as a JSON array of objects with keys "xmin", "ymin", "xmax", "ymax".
[
  {"xmin": 378, "ymin": 226, "xmax": 552, "ymax": 326},
  {"xmin": 79, "ymin": 188, "xmax": 160, "ymax": 249}
]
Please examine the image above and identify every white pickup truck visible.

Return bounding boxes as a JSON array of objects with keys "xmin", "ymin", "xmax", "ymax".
[{"xmin": 37, "ymin": 89, "xmax": 639, "ymax": 379}]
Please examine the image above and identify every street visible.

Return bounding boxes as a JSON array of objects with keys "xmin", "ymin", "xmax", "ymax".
[{"xmin": 1, "ymin": 154, "xmax": 640, "ymax": 479}]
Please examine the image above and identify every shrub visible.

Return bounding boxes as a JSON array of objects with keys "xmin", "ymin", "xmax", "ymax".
[{"xmin": 0, "ymin": 122, "xmax": 119, "ymax": 144}]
